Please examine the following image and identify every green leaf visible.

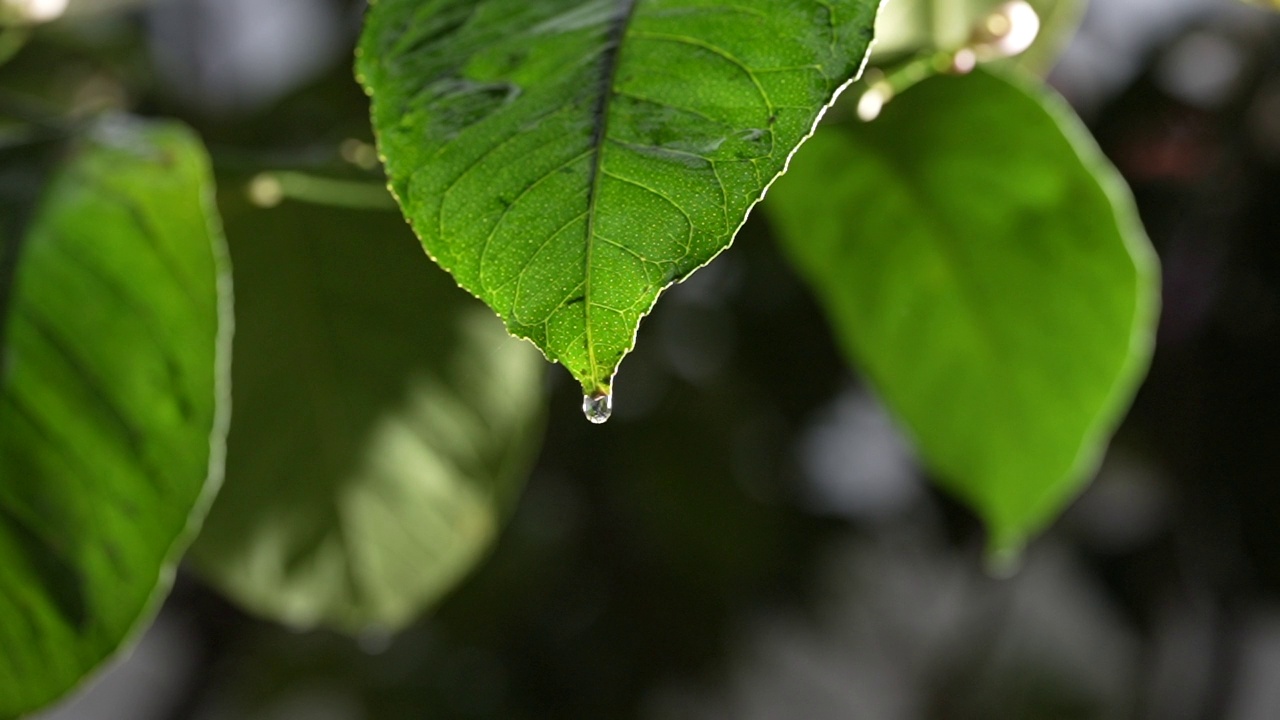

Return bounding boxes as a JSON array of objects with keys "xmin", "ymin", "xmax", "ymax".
[
  {"xmin": 767, "ymin": 70, "xmax": 1159, "ymax": 551},
  {"xmin": 357, "ymin": 0, "xmax": 881, "ymax": 399},
  {"xmin": 189, "ymin": 192, "xmax": 546, "ymax": 635},
  {"xmin": 0, "ymin": 119, "xmax": 230, "ymax": 717}
]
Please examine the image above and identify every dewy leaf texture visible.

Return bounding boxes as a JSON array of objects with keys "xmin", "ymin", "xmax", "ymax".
[
  {"xmin": 358, "ymin": 0, "xmax": 880, "ymax": 397},
  {"xmin": 768, "ymin": 70, "xmax": 1159, "ymax": 552},
  {"xmin": 0, "ymin": 119, "xmax": 231, "ymax": 717}
]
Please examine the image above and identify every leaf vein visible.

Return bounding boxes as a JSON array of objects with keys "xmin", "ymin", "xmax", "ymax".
[{"xmin": 628, "ymin": 30, "xmax": 775, "ymax": 113}]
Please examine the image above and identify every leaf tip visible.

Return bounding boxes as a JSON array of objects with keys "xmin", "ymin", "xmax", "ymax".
[{"xmin": 983, "ymin": 533, "xmax": 1027, "ymax": 579}]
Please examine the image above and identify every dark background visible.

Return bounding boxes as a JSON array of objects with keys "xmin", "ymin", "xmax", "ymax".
[{"xmin": 8, "ymin": 0, "xmax": 1280, "ymax": 718}]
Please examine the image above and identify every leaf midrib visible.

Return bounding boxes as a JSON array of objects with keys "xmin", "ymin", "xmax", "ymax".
[{"xmin": 581, "ymin": 0, "xmax": 639, "ymax": 395}]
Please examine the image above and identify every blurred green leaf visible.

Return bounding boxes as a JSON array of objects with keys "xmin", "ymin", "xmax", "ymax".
[
  {"xmin": 767, "ymin": 70, "xmax": 1159, "ymax": 551},
  {"xmin": 357, "ymin": 0, "xmax": 880, "ymax": 399},
  {"xmin": 190, "ymin": 192, "xmax": 546, "ymax": 635},
  {"xmin": 0, "ymin": 119, "xmax": 230, "ymax": 717}
]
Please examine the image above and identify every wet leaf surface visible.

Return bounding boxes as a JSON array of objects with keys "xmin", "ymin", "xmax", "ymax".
[{"xmin": 358, "ymin": 0, "xmax": 881, "ymax": 402}]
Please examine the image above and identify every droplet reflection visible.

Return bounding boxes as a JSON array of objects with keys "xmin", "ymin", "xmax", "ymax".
[{"xmin": 582, "ymin": 392, "xmax": 612, "ymax": 424}]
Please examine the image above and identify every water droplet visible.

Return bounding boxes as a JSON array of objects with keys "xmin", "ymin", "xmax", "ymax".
[{"xmin": 582, "ymin": 391, "xmax": 612, "ymax": 424}]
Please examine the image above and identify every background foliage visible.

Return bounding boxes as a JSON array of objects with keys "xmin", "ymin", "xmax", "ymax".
[{"xmin": 1, "ymin": 0, "xmax": 1279, "ymax": 718}]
